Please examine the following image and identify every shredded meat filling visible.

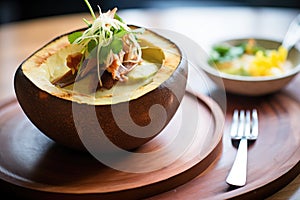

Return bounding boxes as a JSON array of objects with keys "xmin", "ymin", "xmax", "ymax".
[
  {"xmin": 52, "ymin": 53, "xmax": 118, "ymax": 90},
  {"xmin": 52, "ymin": 31, "xmax": 142, "ymax": 93}
]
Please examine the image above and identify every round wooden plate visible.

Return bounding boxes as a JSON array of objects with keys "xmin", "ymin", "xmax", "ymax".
[
  {"xmin": 148, "ymin": 92, "xmax": 300, "ymax": 200},
  {"xmin": 0, "ymin": 92, "xmax": 224, "ymax": 200}
]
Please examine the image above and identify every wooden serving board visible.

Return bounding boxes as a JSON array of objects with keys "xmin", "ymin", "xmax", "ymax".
[
  {"xmin": 0, "ymin": 92, "xmax": 224, "ymax": 200},
  {"xmin": 148, "ymin": 91, "xmax": 300, "ymax": 200}
]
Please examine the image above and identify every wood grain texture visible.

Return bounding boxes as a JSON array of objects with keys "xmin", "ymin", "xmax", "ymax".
[
  {"xmin": 1, "ymin": 87, "xmax": 300, "ymax": 200},
  {"xmin": 147, "ymin": 91, "xmax": 300, "ymax": 199},
  {"xmin": 0, "ymin": 92, "xmax": 224, "ymax": 200}
]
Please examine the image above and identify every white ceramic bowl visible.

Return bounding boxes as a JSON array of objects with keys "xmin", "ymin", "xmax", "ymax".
[{"xmin": 200, "ymin": 38, "xmax": 300, "ymax": 96}]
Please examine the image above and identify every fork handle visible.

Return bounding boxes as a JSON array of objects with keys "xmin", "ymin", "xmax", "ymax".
[{"xmin": 226, "ymin": 138, "xmax": 248, "ymax": 186}]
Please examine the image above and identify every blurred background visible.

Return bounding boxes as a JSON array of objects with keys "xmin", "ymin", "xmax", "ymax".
[{"xmin": 1, "ymin": 0, "xmax": 300, "ymax": 24}]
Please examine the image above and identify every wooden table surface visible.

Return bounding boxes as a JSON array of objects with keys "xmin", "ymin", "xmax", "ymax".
[{"xmin": 0, "ymin": 6, "xmax": 299, "ymax": 199}]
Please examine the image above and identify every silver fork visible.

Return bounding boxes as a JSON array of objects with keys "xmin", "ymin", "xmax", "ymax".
[{"xmin": 226, "ymin": 109, "xmax": 258, "ymax": 186}]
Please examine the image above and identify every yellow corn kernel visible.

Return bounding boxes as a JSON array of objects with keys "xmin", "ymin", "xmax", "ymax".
[
  {"xmin": 278, "ymin": 46, "xmax": 288, "ymax": 62},
  {"xmin": 248, "ymin": 46, "xmax": 287, "ymax": 76}
]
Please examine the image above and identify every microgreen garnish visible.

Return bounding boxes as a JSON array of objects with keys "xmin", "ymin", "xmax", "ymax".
[
  {"xmin": 68, "ymin": 32, "xmax": 83, "ymax": 44},
  {"xmin": 68, "ymin": 0, "xmax": 144, "ymax": 87},
  {"xmin": 84, "ymin": 0, "xmax": 96, "ymax": 20}
]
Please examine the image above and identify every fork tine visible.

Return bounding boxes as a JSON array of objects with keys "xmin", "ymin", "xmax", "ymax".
[
  {"xmin": 237, "ymin": 110, "xmax": 245, "ymax": 138},
  {"xmin": 245, "ymin": 110, "xmax": 251, "ymax": 136},
  {"xmin": 230, "ymin": 109, "xmax": 239, "ymax": 138},
  {"xmin": 250, "ymin": 109, "xmax": 258, "ymax": 139}
]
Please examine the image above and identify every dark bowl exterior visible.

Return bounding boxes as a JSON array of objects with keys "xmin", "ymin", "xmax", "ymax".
[{"xmin": 14, "ymin": 30, "xmax": 188, "ymax": 152}]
